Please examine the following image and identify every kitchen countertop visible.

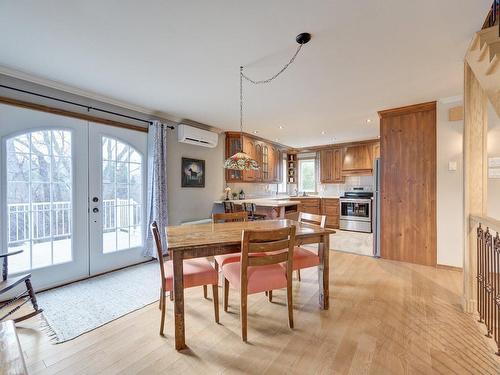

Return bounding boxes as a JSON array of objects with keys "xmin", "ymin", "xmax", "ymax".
[
  {"xmin": 214, "ymin": 198, "xmax": 300, "ymax": 207},
  {"xmin": 214, "ymin": 195, "xmax": 342, "ymax": 207}
]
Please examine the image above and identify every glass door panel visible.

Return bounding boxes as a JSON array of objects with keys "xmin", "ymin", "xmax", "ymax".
[
  {"xmin": 88, "ymin": 123, "xmax": 147, "ymax": 275},
  {"xmin": 1, "ymin": 104, "xmax": 88, "ymax": 291}
]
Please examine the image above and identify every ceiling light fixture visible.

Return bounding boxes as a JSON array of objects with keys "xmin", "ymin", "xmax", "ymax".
[
  {"xmin": 279, "ymin": 125, "xmax": 284, "ymax": 129},
  {"xmin": 366, "ymin": 119, "xmax": 372, "ymax": 124},
  {"xmin": 224, "ymin": 33, "xmax": 311, "ymax": 170},
  {"xmin": 321, "ymin": 131, "xmax": 326, "ymax": 135}
]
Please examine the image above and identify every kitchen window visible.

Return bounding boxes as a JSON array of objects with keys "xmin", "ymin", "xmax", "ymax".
[{"xmin": 298, "ymin": 158, "xmax": 316, "ymax": 193}]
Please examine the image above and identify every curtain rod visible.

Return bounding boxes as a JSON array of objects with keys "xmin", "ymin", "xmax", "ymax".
[{"xmin": 0, "ymin": 84, "xmax": 175, "ymax": 129}]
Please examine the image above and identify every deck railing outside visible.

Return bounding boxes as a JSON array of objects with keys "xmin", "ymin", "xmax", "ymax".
[
  {"xmin": 8, "ymin": 200, "xmax": 139, "ymax": 245},
  {"xmin": 472, "ymin": 215, "xmax": 500, "ymax": 355}
]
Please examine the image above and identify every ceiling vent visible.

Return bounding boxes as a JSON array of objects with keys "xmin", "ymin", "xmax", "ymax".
[{"xmin": 177, "ymin": 124, "xmax": 218, "ymax": 148}]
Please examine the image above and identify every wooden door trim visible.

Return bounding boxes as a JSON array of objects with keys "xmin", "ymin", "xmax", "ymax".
[
  {"xmin": 0, "ymin": 95, "xmax": 149, "ymax": 133},
  {"xmin": 378, "ymin": 101, "xmax": 437, "ymax": 119}
]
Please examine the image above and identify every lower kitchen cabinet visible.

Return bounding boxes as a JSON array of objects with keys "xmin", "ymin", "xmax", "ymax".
[{"xmin": 322, "ymin": 198, "xmax": 340, "ymax": 229}]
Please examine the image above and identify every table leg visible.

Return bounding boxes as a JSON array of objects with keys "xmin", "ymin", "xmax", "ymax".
[
  {"xmin": 318, "ymin": 234, "xmax": 330, "ymax": 309},
  {"xmin": 172, "ymin": 250, "xmax": 186, "ymax": 350}
]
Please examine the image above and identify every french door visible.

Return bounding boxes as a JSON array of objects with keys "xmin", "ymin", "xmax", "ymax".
[
  {"xmin": 1, "ymin": 104, "xmax": 148, "ymax": 291},
  {"xmin": 88, "ymin": 123, "xmax": 147, "ymax": 275}
]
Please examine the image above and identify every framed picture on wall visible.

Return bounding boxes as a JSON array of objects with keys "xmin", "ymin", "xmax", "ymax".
[{"xmin": 181, "ymin": 157, "xmax": 205, "ymax": 188}]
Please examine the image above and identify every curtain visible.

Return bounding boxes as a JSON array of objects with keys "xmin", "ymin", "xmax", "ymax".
[{"xmin": 143, "ymin": 120, "xmax": 171, "ymax": 257}]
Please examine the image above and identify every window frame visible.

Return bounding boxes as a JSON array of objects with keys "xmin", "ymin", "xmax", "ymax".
[{"xmin": 298, "ymin": 157, "xmax": 317, "ymax": 193}]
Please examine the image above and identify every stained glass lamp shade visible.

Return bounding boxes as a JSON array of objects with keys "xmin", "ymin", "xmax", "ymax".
[{"xmin": 223, "ymin": 151, "xmax": 259, "ymax": 170}]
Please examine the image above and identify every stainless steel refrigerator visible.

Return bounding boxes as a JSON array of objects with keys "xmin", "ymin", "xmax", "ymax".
[{"xmin": 373, "ymin": 158, "xmax": 381, "ymax": 257}]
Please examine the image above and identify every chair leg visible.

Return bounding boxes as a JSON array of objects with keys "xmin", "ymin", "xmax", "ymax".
[
  {"xmin": 212, "ymin": 284, "xmax": 219, "ymax": 323},
  {"xmin": 159, "ymin": 293, "xmax": 166, "ymax": 336},
  {"xmin": 287, "ymin": 279, "xmax": 294, "ymax": 329},
  {"xmin": 169, "ymin": 291, "xmax": 174, "ymax": 301},
  {"xmin": 203, "ymin": 285, "xmax": 208, "ymax": 299},
  {"xmin": 241, "ymin": 285, "xmax": 248, "ymax": 342},
  {"xmin": 268, "ymin": 290, "xmax": 273, "ymax": 302},
  {"xmin": 265, "ymin": 291, "xmax": 268, "ymax": 296},
  {"xmin": 224, "ymin": 277, "xmax": 229, "ymax": 312},
  {"xmin": 297, "ymin": 269, "xmax": 301, "ymax": 282},
  {"xmin": 159, "ymin": 287, "xmax": 163, "ymax": 310},
  {"xmin": 25, "ymin": 278, "xmax": 39, "ymax": 312}
]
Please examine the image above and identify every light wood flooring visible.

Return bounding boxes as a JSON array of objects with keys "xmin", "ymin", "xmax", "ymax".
[{"xmin": 11, "ymin": 251, "xmax": 500, "ymax": 374}]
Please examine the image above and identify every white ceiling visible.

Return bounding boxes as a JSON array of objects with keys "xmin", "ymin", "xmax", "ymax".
[{"xmin": 0, "ymin": 0, "xmax": 492, "ymax": 147}]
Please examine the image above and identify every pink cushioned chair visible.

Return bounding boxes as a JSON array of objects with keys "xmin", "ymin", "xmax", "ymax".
[
  {"xmin": 221, "ymin": 225, "xmax": 296, "ymax": 342},
  {"xmin": 150, "ymin": 221, "xmax": 219, "ymax": 336},
  {"xmin": 213, "ymin": 212, "xmax": 249, "ymax": 271},
  {"xmin": 293, "ymin": 212, "xmax": 327, "ymax": 281}
]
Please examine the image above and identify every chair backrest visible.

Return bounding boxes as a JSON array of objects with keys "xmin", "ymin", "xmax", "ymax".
[
  {"xmin": 240, "ymin": 226, "xmax": 296, "ymax": 285},
  {"xmin": 150, "ymin": 221, "xmax": 166, "ymax": 282},
  {"xmin": 212, "ymin": 211, "xmax": 248, "ymax": 223},
  {"xmin": 298, "ymin": 212, "xmax": 326, "ymax": 228},
  {"xmin": 222, "ymin": 201, "xmax": 235, "ymax": 213},
  {"xmin": 241, "ymin": 202, "xmax": 256, "ymax": 214}
]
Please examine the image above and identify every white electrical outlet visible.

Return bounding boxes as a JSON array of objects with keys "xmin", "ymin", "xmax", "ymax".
[{"xmin": 448, "ymin": 161, "xmax": 457, "ymax": 171}]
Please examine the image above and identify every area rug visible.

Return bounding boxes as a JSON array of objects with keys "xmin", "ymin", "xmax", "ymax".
[{"xmin": 38, "ymin": 261, "xmax": 159, "ymax": 343}]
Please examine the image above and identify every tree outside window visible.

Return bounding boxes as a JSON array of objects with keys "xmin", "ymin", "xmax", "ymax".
[{"xmin": 299, "ymin": 159, "xmax": 316, "ymax": 192}]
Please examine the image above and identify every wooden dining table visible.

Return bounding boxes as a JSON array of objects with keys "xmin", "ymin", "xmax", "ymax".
[{"xmin": 165, "ymin": 219, "xmax": 334, "ymax": 350}]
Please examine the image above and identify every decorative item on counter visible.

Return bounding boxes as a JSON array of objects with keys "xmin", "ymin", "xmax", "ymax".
[
  {"xmin": 239, "ymin": 189, "xmax": 245, "ymax": 200},
  {"xmin": 232, "ymin": 192, "xmax": 238, "ymax": 200},
  {"xmin": 224, "ymin": 187, "xmax": 231, "ymax": 201}
]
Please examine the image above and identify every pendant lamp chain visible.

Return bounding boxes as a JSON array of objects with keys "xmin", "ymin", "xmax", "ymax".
[
  {"xmin": 239, "ymin": 42, "xmax": 304, "ymax": 149},
  {"xmin": 225, "ymin": 33, "xmax": 310, "ymax": 171}
]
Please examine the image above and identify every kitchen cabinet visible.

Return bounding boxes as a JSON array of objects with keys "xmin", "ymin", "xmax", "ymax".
[
  {"xmin": 321, "ymin": 198, "xmax": 340, "ymax": 229},
  {"xmin": 225, "ymin": 132, "xmax": 284, "ymax": 183},
  {"xmin": 320, "ymin": 148, "xmax": 345, "ymax": 183},
  {"xmin": 290, "ymin": 198, "xmax": 321, "ymax": 215},
  {"xmin": 341, "ymin": 144, "xmax": 374, "ymax": 176}
]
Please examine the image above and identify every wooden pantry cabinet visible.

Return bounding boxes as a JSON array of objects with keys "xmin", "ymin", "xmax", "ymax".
[{"xmin": 225, "ymin": 132, "xmax": 283, "ymax": 183}]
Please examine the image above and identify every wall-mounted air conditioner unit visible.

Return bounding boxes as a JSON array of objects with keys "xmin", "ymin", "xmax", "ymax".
[{"xmin": 177, "ymin": 124, "xmax": 218, "ymax": 148}]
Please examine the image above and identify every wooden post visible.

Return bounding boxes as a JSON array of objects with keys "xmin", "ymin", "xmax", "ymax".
[{"xmin": 463, "ymin": 62, "xmax": 489, "ymax": 313}]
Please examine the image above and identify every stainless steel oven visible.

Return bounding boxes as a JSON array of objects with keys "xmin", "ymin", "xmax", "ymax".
[{"xmin": 339, "ymin": 191, "xmax": 373, "ymax": 233}]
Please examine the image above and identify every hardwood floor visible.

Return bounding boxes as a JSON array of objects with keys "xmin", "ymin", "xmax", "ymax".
[{"xmin": 11, "ymin": 251, "xmax": 500, "ymax": 374}]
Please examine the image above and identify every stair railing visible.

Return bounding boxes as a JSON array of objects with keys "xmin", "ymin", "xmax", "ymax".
[
  {"xmin": 470, "ymin": 215, "xmax": 500, "ymax": 355},
  {"xmin": 483, "ymin": 0, "xmax": 500, "ymax": 35}
]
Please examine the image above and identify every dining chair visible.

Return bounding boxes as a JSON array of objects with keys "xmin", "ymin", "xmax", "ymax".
[
  {"xmin": 293, "ymin": 212, "xmax": 327, "ymax": 281},
  {"xmin": 212, "ymin": 212, "xmax": 248, "ymax": 272},
  {"xmin": 150, "ymin": 221, "xmax": 219, "ymax": 336},
  {"xmin": 221, "ymin": 225, "xmax": 296, "ymax": 342}
]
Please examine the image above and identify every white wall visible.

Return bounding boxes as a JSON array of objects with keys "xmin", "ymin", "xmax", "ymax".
[
  {"xmin": 487, "ymin": 102, "xmax": 500, "ymax": 220},
  {"xmin": 167, "ymin": 132, "xmax": 225, "ymax": 225},
  {"xmin": 437, "ymin": 100, "xmax": 464, "ymax": 268}
]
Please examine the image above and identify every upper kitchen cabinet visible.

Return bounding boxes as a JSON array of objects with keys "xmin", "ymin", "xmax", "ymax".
[
  {"xmin": 320, "ymin": 148, "xmax": 344, "ymax": 183},
  {"xmin": 341, "ymin": 143, "xmax": 375, "ymax": 176},
  {"xmin": 225, "ymin": 132, "xmax": 284, "ymax": 183}
]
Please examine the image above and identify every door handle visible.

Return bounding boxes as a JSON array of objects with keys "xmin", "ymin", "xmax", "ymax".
[{"xmin": 93, "ymin": 207, "xmax": 99, "ymax": 213}]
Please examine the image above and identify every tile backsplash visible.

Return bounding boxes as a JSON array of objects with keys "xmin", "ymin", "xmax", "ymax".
[{"xmin": 225, "ymin": 175, "xmax": 373, "ymax": 199}]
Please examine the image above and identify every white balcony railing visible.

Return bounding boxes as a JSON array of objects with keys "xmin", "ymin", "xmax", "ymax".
[{"xmin": 7, "ymin": 200, "xmax": 140, "ymax": 245}]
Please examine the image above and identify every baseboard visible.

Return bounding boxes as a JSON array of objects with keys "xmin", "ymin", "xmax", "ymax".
[{"xmin": 436, "ymin": 264, "xmax": 463, "ymax": 272}]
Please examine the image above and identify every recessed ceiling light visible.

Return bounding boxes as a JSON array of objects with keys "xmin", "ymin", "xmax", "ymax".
[
  {"xmin": 321, "ymin": 131, "xmax": 326, "ymax": 135},
  {"xmin": 253, "ymin": 130, "xmax": 258, "ymax": 134},
  {"xmin": 366, "ymin": 119, "xmax": 372, "ymax": 124},
  {"xmin": 275, "ymin": 138, "xmax": 280, "ymax": 142},
  {"xmin": 279, "ymin": 125, "xmax": 284, "ymax": 129}
]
